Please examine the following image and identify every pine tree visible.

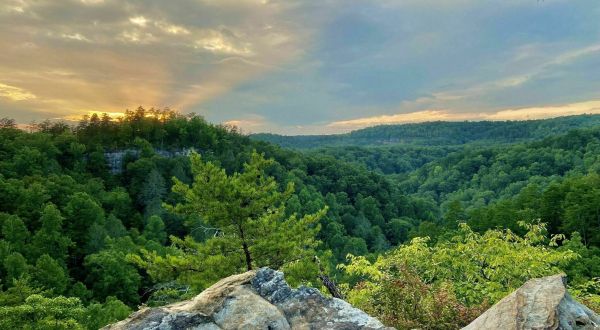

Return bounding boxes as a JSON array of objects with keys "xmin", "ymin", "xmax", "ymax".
[
  {"xmin": 133, "ymin": 151, "xmax": 325, "ymax": 292},
  {"xmin": 170, "ymin": 151, "xmax": 325, "ymax": 271}
]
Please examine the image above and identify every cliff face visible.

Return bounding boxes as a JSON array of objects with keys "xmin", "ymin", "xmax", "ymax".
[{"xmin": 104, "ymin": 268, "xmax": 391, "ymax": 330}]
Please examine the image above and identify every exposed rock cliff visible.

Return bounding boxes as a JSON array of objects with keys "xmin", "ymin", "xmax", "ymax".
[
  {"xmin": 103, "ymin": 268, "xmax": 391, "ymax": 330},
  {"xmin": 463, "ymin": 274, "xmax": 600, "ymax": 330}
]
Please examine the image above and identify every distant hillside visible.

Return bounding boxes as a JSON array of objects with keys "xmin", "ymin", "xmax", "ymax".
[{"xmin": 250, "ymin": 114, "xmax": 600, "ymax": 148}]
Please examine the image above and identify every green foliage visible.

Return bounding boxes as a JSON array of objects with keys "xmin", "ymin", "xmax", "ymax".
[
  {"xmin": 84, "ymin": 243, "xmax": 141, "ymax": 305},
  {"xmin": 84, "ymin": 296, "xmax": 132, "ymax": 329},
  {"xmin": 343, "ymin": 263, "xmax": 486, "ymax": 329},
  {"xmin": 143, "ymin": 215, "xmax": 167, "ymax": 244},
  {"xmin": 134, "ymin": 151, "xmax": 325, "ymax": 292},
  {"xmin": 31, "ymin": 204, "xmax": 73, "ymax": 263},
  {"xmin": 3, "ymin": 252, "xmax": 29, "ymax": 282},
  {"xmin": 2, "ymin": 111, "xmax": 600, "ymax": 328},
  {"xmin": 33, "ymin": 255, "xmax": 68, "ymax": 294},
  {"xmin": 341, "ymin": 223, "xmax": 580, "ymax": 328},
  {"xmin": 1, "ymin": 214, "xmax": 30, "ymax": 254},
  {"xmin": 0, "ymin": 294, "xmax": 86, "ymax": 330}
]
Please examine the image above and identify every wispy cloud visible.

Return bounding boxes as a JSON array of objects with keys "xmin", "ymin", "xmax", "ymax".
[{"xmin": 0, "ymin": 83, "xmax": 36, "ymax": 101}]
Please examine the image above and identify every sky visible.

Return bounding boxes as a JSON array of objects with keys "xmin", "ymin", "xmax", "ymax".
[{"xmin": 0, "ymin": 0, "xmax": 599, "ymax": 134}]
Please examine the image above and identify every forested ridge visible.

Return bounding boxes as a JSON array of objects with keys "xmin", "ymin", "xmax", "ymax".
[
  {"xmin": 0, "ymin": 110, "xmax": 599, "ymax": 329},
  {"xmin": 251, "ymin": 114, "xmax": 600, "ymax": 148}
]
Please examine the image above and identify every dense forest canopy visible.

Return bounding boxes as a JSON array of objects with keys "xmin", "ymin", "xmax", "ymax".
[{"xmin": 1, "ymin": 109, "xmax": 599, "ymax": 329}]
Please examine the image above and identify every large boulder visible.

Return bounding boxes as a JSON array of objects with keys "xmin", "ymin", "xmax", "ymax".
[
  {"xmin": 463, "ymin": 274, "xmax": 600, "ymax": 330},
  {"xmin": 104, "ymin": 268, "xmax": 391, "ymax": 330}
]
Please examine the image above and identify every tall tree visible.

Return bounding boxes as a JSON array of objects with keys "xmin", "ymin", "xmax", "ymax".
[{"xmin": 170, "ymin": 151, "xmax": 325, "ymax": 271}]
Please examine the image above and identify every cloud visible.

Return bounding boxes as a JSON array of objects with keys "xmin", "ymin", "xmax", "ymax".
[
  {"xmin": 0, "ymin": 0, "xmax": 316, "ymax": 123},
  {"xmin": 327, "ymin": 100, "xmax": 600, "ymax": 131},
  {"xmin": 194, "ymin": 32, "xmax": 254, "ymax": 56},
  {"xmin": 129, "ymin": 16, "xmax": 148, "ymax": 27},
  {"xmin": 0, "ymin": 83, "xmax": 36, "ymax": 101},
  {"xmin": 61, "ymin": 33, "xmax": 90, "ymax": 42},
  {"xmin": 224, "ymin": 117, "xmax": 267, "ymax": 132},
  {"xmin": 487, "ymin": 100, "xmax": 600, "ymax": 121},
  {"xmin": 327, "ymin": 110, "xmax": 472, "ymax": 130},
  {"xmin": 155, "ymin": 22, "xmax": 190, "ymax": 35},
  {"xmin": 0, "ymin": 0, "xmax": 598, "ymax": 135}
]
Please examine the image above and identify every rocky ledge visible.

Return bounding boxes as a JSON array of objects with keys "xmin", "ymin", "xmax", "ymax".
[
  {"xmin": 103, "ymin": 267, "xmax": 391, "ymax": 330},
  {"xmin": 463, "ymin": 274, "xmax": 600, "ymax": 330},
  {"xmin": 105, "ymin": 270, "xmax": 600, "ymax": 330}
]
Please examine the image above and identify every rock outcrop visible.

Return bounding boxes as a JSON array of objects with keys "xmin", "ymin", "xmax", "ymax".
[
  {"xmin": 104, "ymin": 268, "xmax": 391, "ymax": 330},
  {"xmin": 463, "ymin": 274, "xmax": 600, "ymax": 330}
]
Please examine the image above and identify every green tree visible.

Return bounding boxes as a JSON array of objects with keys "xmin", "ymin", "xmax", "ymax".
[
  {"xmin": 31, "ymin": 204, "xmax": 73, "ymax": 263},
  {"xmin": 84, "ymin": 249, "xmax": 141, "ymax": 306},
  {"xmin": 84, "ymin": 296, "xmax": 131, "ymax": 329},
  {"xmin": 3, "ymin": 252, "xmax": 28, "ymax": 283},
  {"xmin": 169, "ymin": 151, "xmax": 324, "ymax": 271},
  {"xmin": 134, "ymin": 151, "xmax": 325, "ymax": 291},
  {"xmin": 64, "ymin": 192, "xmax": 105, "ymax": 249},
  {"xmin": 443, "ymin": 200, "xmax": 464, "ymax": 229},
  {"xmin": 1, "ymin": 214, "xmax": 30, "ymax": 255},
  {"xmin": 143, "ymin": 215, "xmax": 167, "ymax": 244},
  {"xmin": 33, "ymin": 255, "xmax": 69, "ymax": 294},
  {"xmin": 139, "ymin": 169, "xmax": 166, "ymax": 217}
]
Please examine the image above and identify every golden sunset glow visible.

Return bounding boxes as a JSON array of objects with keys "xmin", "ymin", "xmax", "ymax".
[{"xmin": 0, "ymin": 0, "xmax": 599, "ymax": 134}]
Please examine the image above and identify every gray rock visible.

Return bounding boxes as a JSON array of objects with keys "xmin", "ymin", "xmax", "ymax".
[
  {"xmin": 104, "ymin": 148, "xmax": 192, "ymax": 174},
  {"xmin": 104, "ymin": 268, "xmax": 391, "ymax": 330},
  {"xmin": 463, "ymin": 274, "xmax": 600, "ymax": 330}
]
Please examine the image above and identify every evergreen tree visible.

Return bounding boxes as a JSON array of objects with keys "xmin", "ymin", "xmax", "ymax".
[{"xmin": 170, "ymin": 151, "xmax": 325, "ymax": 271}]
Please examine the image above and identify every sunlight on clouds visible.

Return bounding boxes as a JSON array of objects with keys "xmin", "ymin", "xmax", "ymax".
[
  {"xmin": 118, "ymin": 30, "xmax": 156, "ymax": 44},
  {"xmin": 62, "ymin": 110, "xmax": 125, "ymax": 121},
  {"xmin": 223, "ymin": 116, "xmax": 268, "ymax": 133},
  {"xmin": 328, "ymin": 100, "xmax": 600, "ymax": 130},
  {"xmin": 79, "ymin": 0, "xmax": 105, "ymax": 4},
  {"xmin": 195, "ymin": 35, "xmax": 254, "ymax": 56},
  {"xmin": 156, "ymin": 22, "xmax": 190, "ymax": 35},
  {"xmin": 61, "ymin": 33, "xmax": 90, "ymax": 42},
  {"xmin": 327, "ymin": 110, "xmax": 468, "ymax": 130},
  {"xmin": 1, "ymin": 0, "xmax": 28, "ymax": 14},
  {"xmin": 0, "ymin": 83, "xmax": 36, "ymax": 101},
  {"xmin": 0, "ymin": 0, "xmax": 312, "ymax": 124},
  {"xmin": 129, "ymin": 16, "xmax": 148, "ymax": 27},
  {"xmin": 487, "ymin": 100, "xmax": 600, "ymax": 121},
  {"xmin": 224, "ymin": 118, "xmax": 264, "ymax": 128}
]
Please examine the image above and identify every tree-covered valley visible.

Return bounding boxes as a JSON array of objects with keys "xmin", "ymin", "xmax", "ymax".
[{"xmin": 1, "ymin": 110, "xmax": 600, "ymax": 329}]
